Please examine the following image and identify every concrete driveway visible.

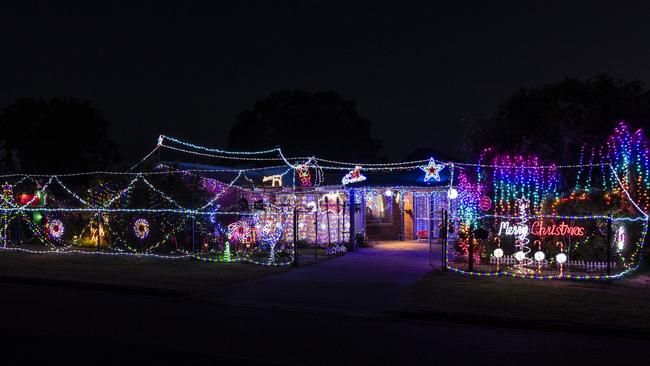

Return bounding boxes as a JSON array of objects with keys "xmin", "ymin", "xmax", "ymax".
[{"xmin": 208, "ymin": 240, "xmax": 440, "ymax": 314}]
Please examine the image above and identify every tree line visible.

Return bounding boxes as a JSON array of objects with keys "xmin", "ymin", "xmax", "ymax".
[{"xmin": 2, "ymin": 74, "xmax": 650, "ymax": 174}]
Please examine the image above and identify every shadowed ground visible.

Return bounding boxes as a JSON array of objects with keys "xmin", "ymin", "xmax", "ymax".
[{"xmin": 208, "ymin": 241, "xmax": 439, "ymax": 314}]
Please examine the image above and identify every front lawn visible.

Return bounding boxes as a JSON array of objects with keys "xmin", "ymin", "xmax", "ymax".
[
  {"xmin": 0, "ymin": 251, "xmax": 289, "ymax": 293},
  {"xmin": 406, "ymin": 270, "xmax": 650, "ymax": 330}
]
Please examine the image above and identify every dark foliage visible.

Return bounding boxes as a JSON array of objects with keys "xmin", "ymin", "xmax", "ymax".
[
  {"xmin": 0, "ymin": 97, "xmax": 122, "ymax": 174},
  {"xmin": 460, "ymin": 75, "xmax": 650, "ymax": 161},
  {"xmin": 228, "ymin": 90, "xmax": 384, "ymax": 161}
]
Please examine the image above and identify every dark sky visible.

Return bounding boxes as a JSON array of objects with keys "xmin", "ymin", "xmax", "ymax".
[{"xmin": 2, "ymin": 1, "xmax": 650, "ymax": 162}]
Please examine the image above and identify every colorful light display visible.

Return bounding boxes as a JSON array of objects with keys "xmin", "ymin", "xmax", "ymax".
[
  {"xmin": 47, "ymin": 219, "xmax": 65, "ymax": 239},
  {"xmin": 530, "ymin": 221, "xmax": 586, "ymax": 237},
  {"xmin": 133, "ymin": 218, "xmax": 150, "ymax": 239},
  {"xmin": 0, "ymin": 122, "xmax": 648, "ymax": 278},
  {"xmin": 341, "ymin": 166, "xmax": 366, "ymax": 185},
  {"xmin": 227, "ymin": 220, "xmax": 255, "ymax": 244},
  {"xmin": 296, "ymin": 164, "xmax": 312, "ymax": 187},
  {"xmin": 262, "ymin": 175, "xmax": 283, "ymax": 187}
]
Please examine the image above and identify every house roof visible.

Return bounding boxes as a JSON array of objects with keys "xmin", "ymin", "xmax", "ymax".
[{"xmin": 160, "ymin": 159, "xmax": 455, "ymax": 190}]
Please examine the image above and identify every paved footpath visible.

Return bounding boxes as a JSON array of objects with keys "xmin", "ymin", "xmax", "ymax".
[{"xmin": 207, "ymin": 241, "xmax": 439, "ymax": 314}]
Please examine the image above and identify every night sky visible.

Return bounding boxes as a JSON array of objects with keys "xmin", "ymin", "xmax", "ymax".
[{"xmin": 2, "ymin": 2, "xmax": 650, "ymax": 162}]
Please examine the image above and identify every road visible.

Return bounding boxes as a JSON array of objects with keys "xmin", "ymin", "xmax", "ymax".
[{"xmin": 0, "ymin": 281, "xmax": 647, "ymax": 365}]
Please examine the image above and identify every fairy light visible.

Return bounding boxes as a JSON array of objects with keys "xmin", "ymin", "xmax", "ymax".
[
  {"xmin": 47, "ymin": 219, "xmax": 65, "ymax": 239},
  {"xmin": 341, "ymin": 166, "xmax": 366, "ymax": 185},
  {"xmin": 2, "ymin": 123, "xmax": 650, "ymax": 276},
  {"xmin": 133, "ymin": 218, "xmax": 150, "ymax": 239}
]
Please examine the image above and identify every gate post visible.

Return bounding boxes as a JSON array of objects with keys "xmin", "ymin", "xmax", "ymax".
[
  {"xmin": 442, "ymin": 209, "xmax": 448, "ymax": 271},
  {"xmin": 428, "ymin": 192, "xmax": 434, "ymax": 265},
  {"xmin": 97, "ymin": 211, "xmax": 101, "ymax": 253},
  {"xmin": 468, "ymin": 221, "xmax": 474, "ymax": 272},
  {"xmin": 191, "ymin": 215, "xmax": 196, "ymax": 253},
  {"xmin": 348, "ymin": 189, "xmax": 356, "ymax": 251},
  {"xmin": 293, "ymin": 207, "xmax": 299, "ymax": 266},
  {"xmin": 606, "ymin": 215, "xmax": 612, "ymax": 276}
]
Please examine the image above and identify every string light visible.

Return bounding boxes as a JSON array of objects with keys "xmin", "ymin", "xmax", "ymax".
[
  {"xmin": 2, "ymin": 123, "xmax": 650, "ymax": 276},
  {"xmin": 133, "ymin": 218, "xmax": 150, "ymax": 239}
]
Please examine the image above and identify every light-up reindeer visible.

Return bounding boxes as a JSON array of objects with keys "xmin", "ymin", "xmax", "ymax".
[{"xmin": 262, "ymin": 175, "xmax": 283, "ymax": 187}]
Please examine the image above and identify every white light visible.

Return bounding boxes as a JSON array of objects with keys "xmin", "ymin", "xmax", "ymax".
[
  {"xmin": 385, "ymin": 189, "xmax": 393, "ymax": 197},
  {"xmin": 616, "ymin": 226, "xmax": 625, "ymax": 251},
  {"xmin": 447, "ymin": 188, "xmax": 458, "ymax": 199},
  {"xmin": 514, "ymin": 251, "xmax": 525, "ymax": 261},
  {"xmin": 493, "ymin": 248, "xmax": 504, "ymax": 258},
  {"xmin": 556, "ymin": 253, "xmax": 567, "ymax": 264},
  {"xmin": 534, "ymin": 251, "xmax": 545, "ymax": 262}
]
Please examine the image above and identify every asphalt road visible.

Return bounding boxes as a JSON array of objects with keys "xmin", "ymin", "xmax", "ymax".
[{"xmin": 0, "ymin": 281, "xmax": 647, "ymax": 366}]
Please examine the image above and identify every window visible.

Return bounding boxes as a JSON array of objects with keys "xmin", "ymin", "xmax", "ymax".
[{"xmin": 366, "ymin": 193, "xmax": 393, "ymax": 224}]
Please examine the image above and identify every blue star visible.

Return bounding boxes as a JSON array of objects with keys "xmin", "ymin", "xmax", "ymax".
[{"xmin": 420, "ymin": 158, "xmax": 445, "ymax": 182}]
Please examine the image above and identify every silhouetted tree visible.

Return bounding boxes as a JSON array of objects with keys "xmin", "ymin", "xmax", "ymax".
[
  {"xmin": 0, "ymin": 97, "xmax": 122, "ymax": 173},
  {"xmin": 460, "ymin": 75, "xmax": 650, "ymax": 161},
  {"xmin": 0, "ymin": 140, "xmax": 21, "ymax": 173},
  {"xmin": 228, "ymin": 90, "xmax": 384, "ymax": 161},
  {"xmin": 403, "ymin": 147, "xmax": 460, "ymax": 163}
]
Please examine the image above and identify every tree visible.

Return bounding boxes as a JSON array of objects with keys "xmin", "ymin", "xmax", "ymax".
[
  {"xmin": 228, "ymin": 90, "xmax": 384, "ymax": 161},
  {"xmin": 0, "ymin": 98, "xmax": 122, "ymax": 173},
  {"xmin": 460, "ymin": 75, "xmax": 650, "ymax": 162},
  {"xmin": 403, "ymin": 147, "xmax": 461, "ymax": 163},
  {"xmin": 0, "ymin": 140, "xmax": 21, "ymax": 173}
]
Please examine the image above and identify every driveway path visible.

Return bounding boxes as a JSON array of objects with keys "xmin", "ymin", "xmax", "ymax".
[{"xmin": 207, "ymin": 241, "xmax": 439, "ymax": 314}]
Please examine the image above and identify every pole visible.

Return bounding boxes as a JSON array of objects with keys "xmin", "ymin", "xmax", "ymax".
[
  {"xmin": 325, "ymin": 196, "xmax": 331, "ymax": 245},
  {"xmin": 428, "ymin": 193, "xmax": 434, "ymax": 265},
  {"xmin": 96, "ymin": 211, "xmax": 101, "ymax": 252},
  {"xmin": 293, "ymin": 207, "xmax": 299, "ymax": 266},
  {"xmin": 400, "ymin": 192, "xmax": 405, "ymax": 241},
  {"xmin": 442, "ymin": 209, "xmax": 448, "ymax": 270},
  {"xmin": 2, "ymin": 214, "xmax": 6, "ymax": 248},
  {"xmin": 191, "ymin": 216, "xmax": 195, "ymax": 253},
  {"xmin": 468, "ymin": 222, "xmax": 474, "ymax": 272},
  {"xmin": 348, "ymin": 189, "xmax": 356, "ymax": 251},
  {"xmin": 314, "ymin": 197, "xmax": 319, "ymax": 260},
  {"xmin": 607, "ymin": 182, "xmax": 613, "ymax": 277},
  {"xmin": 606, "ymin": 215, "xmax": 612, "ymax": 276},
  {"xmin": 337, "ymin": 197, "xmax": 342, "ymax": 244},
  {"xmin": 314, "ymin": 215, "xmax": 318, "ymax": 259}
]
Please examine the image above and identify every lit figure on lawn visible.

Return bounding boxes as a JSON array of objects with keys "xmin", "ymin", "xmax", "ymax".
[{"xmin": 513, "ymin": 197, "xmax": 533, "ymax": 274}]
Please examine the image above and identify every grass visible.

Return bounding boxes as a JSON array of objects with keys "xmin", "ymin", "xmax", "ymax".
[
  {"xmin": 406, "ymin": 269, "xmax": 650, "ymax": 331},
  {"xmin": 0, "ymin": 245, "xmax": 340, "ymax": 294},
  {"xmin": 0, "ymin": 251, "xmax": 290, "ymax": 293}
]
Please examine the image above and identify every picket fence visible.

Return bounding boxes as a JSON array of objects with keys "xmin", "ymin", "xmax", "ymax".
[{"xmin": 489, "ymin": 255, "xmax": 617, "ymax": 271}]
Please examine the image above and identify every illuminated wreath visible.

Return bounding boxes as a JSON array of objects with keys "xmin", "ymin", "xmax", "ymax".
[
  {"xmin": 133, "ymin": 218, "xmax": 150, "ymax": 239},
  {"xmin": 48, "ymin": 219, "xmax": 64, "ymax": 239}
]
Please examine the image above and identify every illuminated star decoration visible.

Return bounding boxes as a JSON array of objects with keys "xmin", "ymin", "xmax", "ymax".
[
  {"xmin": 420, "ymin": 158, "xmax": 446, "ymax": 182},
  {"xmin": 342, "ymin": 166, "xmax": 366, "ymax": 185}
]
